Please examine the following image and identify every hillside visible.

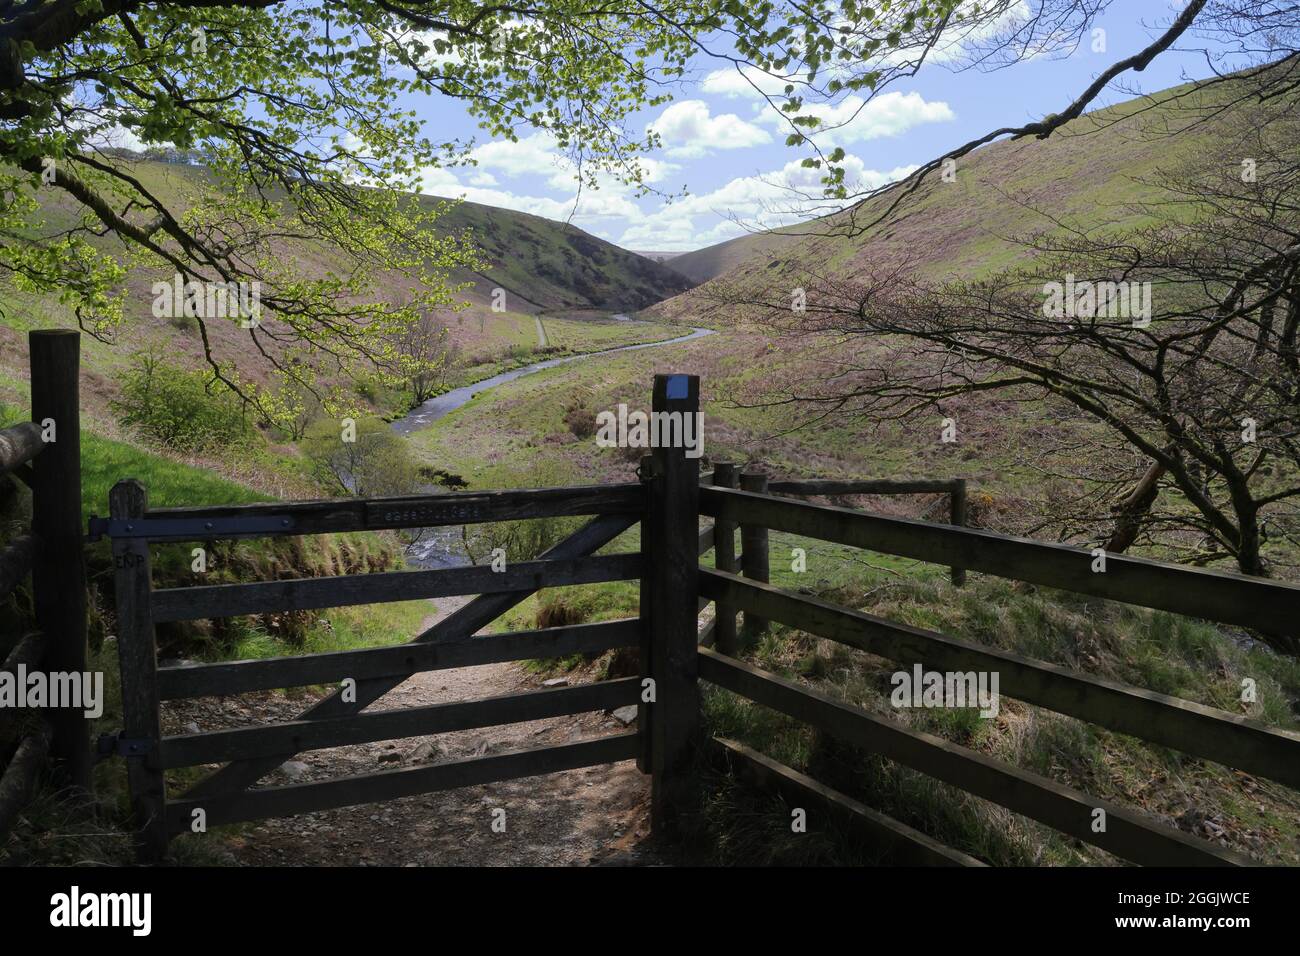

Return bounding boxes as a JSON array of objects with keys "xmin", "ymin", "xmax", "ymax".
[
  {"xmin": 436, "ymin": 199, "xmax": 693, "ymax": 313},
  {"xmin": 656, "ymin": 78, "xmax": 1251, "ymax": 304},
  {"xmin": 663, "ymin": 229, "xmax": 801, "ymax": 285},
  {"xmin": 0, "ymin": 159, "xmax": 693, "ymax": 431}
]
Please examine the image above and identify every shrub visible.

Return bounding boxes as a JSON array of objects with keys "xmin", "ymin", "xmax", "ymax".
[
  {"xmin": 112, "ymin": 353, "xmax": 254, "ymax": 452},
  {"xmin": 563, "ymin": 397, "xmax": 595, "ymax": 438},
  {"xmin": 301, "ymin": 415, "xmax": 421, "ymax": 497}
]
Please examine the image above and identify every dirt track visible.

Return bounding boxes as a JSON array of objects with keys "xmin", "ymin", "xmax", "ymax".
[{"xmin": 161, "ymin": 599, "xmax": 655, "ymax": 866}]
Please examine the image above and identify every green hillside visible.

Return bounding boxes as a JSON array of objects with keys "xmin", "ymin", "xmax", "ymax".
[
  {"xmin": 0, "ymin": 158, "xmax": 691, "ymax": 433},
  {"xmin": 434, "ymin": 198, "xmax": 693, "ymax": 313}
]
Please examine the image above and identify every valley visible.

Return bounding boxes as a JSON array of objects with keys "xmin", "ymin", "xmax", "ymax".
[{"xmin": 3, "ymin": 70, "xmax": 1299, "ymax": 870}]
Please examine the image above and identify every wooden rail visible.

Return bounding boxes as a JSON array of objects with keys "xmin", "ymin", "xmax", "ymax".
[
  {"xmin": 159, "ymin": 677, "xmax": 640, "ymax": 769},
  {"xmin": 768, "ymin": 478, "xmax": 962, "ymax": 496},
  {"xmin": 713, "ymin": 737, "xmax": 985, "ymax": 866},
  {"xmin": 128, "ymin": 483, "xmax": 644, "ymax": 540},
  {"xmin": 157, "ymin": 618, "xmax": 639, "ymax": 699},
  {"xmin": 163, "ymin": 733, "xmax": 640, "ymax": 833},
  {"xmin": 150, "ymin": 553, "xmax": 642, "ymax": 622},
  {"xmin": 0, "ymin": 422, "xmax": 44, "ymax": 475},
  {"xmin": 699, "ymin": 649, "xmax": 1247, "ymax": 867},
  {"xmin": 763, "ymin": 475, "xmax": 968, "ymax": 587},
  {"xmin": 700, "ymin": 486, "xmax": 1299, "ymax": 633},
  {"xmin": 701, "ymin": 568, "xmax": 1300, "ymax": 788}
]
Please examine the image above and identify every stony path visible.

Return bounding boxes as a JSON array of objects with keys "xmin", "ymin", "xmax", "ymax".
[{"xmin": 161, "ymin": 599, "xmax": 655, "ymax": 866}]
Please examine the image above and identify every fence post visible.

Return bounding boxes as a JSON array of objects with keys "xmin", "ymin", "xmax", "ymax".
[
  {"xmin": 739, "ymin": 466, "xmax": 770, "ymax": 644},
  {"xmin": 711, "ymin": 462, "xmax": 739, "ymax": 654},
  {"xmin": 109, "ymin": 479, "xmax": 168, "ymax": 861},
  {"xmin": 28, "ymin": 330, "xmax": 90, "ymax": 791},
  {"xmin": 643, "ymin": 373, "xmax": 701, "ymax": 836},
  {"xmin": 637, "ymin": 456, "xmax": 655, "ymax": 776},
  {"xmin": 949, "ymin": 479, "xmax": 968, "ymax": 587}
]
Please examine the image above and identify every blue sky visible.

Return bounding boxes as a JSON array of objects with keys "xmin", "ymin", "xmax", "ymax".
[{"xmin": 412, "ymin": 1, "xmax": 1221, "ymax": 253}]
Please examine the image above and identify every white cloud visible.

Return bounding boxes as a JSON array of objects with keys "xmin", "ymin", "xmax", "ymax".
[
  {"xmin": 461, "ymin": 132, "xmax": 679, "ymax": 197},
  {"xmin": 647, "ymin": 100, "xmax": 771, "ymax": 158},
  {"xmin": 469, "ymin": 132, "xmax": 567, "ymax": 178},
  {"xmin": 616, "ymin": 155, "xmax": 917, "ymax": 251},
  {"xmin": 543, "ymin": 155, "xmax": 681, "ymax": 192},
  {"xmin": 417, "ymin": 164, "xmax": 639, "ymax": 225},
  {"xmin": 700, "ymin": 66, "xmax": 800, "ymax": 99},
  {"xmin": 755, "ymin": 91, "xmax": 953, "ymax": 146}
]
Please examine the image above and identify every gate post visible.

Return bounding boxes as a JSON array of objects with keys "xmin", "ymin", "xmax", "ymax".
[
  {"xmin": 739, "ymin": 466, "xmax": 770, "ymax": 645},
  {"xmin": 109, "ymin": 479, "xmax": 168, "ymax": 861},
  {"xmin": 642, "ymin": 373, "xmax": 701, "ymax": 836},
  {"xmin": 29, "ymin": 330, "xmax": 91, "ymax": 791}
]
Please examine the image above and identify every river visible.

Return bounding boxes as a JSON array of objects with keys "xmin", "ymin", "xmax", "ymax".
[
  {"xmin": 391, "ymin": 322, "xmax": 714, "ymax": 568},
  {"xmin": 392, "ymin": 325, "xmax": 714, "ymax": 436}
]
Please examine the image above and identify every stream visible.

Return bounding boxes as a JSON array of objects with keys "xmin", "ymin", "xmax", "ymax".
[{"xmin": 391, "ymin": 322, "xmax": 714, "ymax": 569}]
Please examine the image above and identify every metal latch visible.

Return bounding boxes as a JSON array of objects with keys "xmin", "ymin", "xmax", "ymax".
[
  {"xmin": 87, "ymin": 513, "xmax": 296, "ymax": 542},
  {"xmin": 95, "ymin": 732, "xmax": 153, "ymax": 762}
]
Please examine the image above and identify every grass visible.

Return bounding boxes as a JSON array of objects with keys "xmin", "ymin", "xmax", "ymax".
[{"xmin": 77, "ymin": 430, "xmax": 271, "ymax": 521}]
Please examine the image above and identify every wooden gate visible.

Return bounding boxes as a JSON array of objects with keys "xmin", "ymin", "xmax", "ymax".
[{"xmin": 102, "ymin": 374, "xmax": 703, "ymax": 861}]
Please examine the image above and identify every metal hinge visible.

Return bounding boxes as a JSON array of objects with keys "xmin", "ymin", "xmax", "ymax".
[
  {"xmin": 95, "ymin": 731, "xmax": 153, "ymax": 762},
  {"xmin": 87, "ymin": 513, "xmax": 296, "ymax": 542}
]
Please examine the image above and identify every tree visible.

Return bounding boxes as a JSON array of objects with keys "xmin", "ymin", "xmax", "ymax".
[
  {"xmin": 4, "ymin": 0, "xmax": 1297, "ymax": 418},
  {"xmin": 395, "ymin": 312, "xmax": 459, "ymax": 405},
  {"xmin": 302, "ymin": 416, "xmax": 420, "ymax": 497},
  {"xmin": 706, "ymin": 102, "xmax": 1300, "ymax": 654}
]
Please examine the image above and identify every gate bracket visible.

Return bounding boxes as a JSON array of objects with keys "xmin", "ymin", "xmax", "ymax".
[{"xmin": 95, "ymin": 731, "xmax": 154, "ymax": 762}]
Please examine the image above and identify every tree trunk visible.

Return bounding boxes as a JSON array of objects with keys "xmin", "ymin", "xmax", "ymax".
[{"xmin": 1105, "ymin": 458, "xmax": 1166, "ymax": 554}]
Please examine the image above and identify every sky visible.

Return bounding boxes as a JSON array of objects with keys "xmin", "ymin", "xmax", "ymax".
[{"xmin": 411, "ymin": 1, "xmax": 1221, "ymax": 253}]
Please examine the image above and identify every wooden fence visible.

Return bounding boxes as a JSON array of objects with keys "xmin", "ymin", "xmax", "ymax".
[
  {"xmin": 692, "ymin": 480, "xmax": 1300, "ymax": 866},
  {"xmin": 49, "ymin": 361, "xmax": 1300, "ymax": 866},
  {"xmin": 705, "ymin": 470, "xmax": 968, "ymax": 652},
  {"xmin": 0, "ymin": 331, "xmax": 89, "ymax": 843},
  {"xmin": 99, "ymin": 375, "xmax": 713, "ymax": 859}
]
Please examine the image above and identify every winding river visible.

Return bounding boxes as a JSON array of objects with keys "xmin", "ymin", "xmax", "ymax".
[{"xmin": 391, "ymin": 322, "xmax": 714, "ymax": 568}]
